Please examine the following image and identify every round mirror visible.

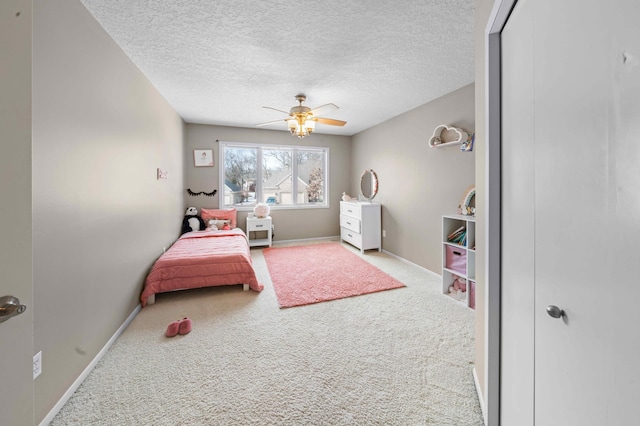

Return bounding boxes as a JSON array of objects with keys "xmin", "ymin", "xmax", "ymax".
[{"xmin": 360, "ymin": 169, "xmax": 378, "ymax": 201}]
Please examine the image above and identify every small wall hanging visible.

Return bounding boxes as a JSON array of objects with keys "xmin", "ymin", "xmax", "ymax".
[
  {"xmin": 156, "ymin": 168, "xmax": 168, "ymax": 180},
  {"xmin": 194, "ymin": 149, "xmax": 214, "ymax": 167},
  {"xmin": 187, "ymin": 189, "xmax": 217, "ymax": 197},
  {"xmin": 459, "ymin": 185, "xmax": 475, "ymax": 216}
]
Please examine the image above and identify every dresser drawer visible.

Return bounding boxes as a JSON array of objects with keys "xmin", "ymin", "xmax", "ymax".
[
  {"xmin": 341, "ymin": 227, "xmax": 363, "ymax": 247},
  {"xmin": 340, "ymin": 203, "xmax": 362, "ymax": 219},
  {"xmin": 340, "ymin": 214, "xmax": 361, "ymax": 233}
]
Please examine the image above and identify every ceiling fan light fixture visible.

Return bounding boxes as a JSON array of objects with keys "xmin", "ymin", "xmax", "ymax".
[
  {"xmin": 304, "ymin": 118, "xmax": 315, "ymax": 131},
  {"xmin": 257, "ymin": 94, "xmax": 346, "ymax": 138},
  {"xmin": 286, "ymin": 115, "xmax": 315, "ymax": 138}
]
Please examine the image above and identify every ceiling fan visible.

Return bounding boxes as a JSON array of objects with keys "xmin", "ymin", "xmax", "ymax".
[{"xmin": 256, "ymin": 94, "xmax": 347, "ymax": 138}]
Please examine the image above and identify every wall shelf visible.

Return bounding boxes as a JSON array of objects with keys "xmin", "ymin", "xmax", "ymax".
[{"xmin": 429, "ymin": 124, "xmax": 474, "ymax": 150}]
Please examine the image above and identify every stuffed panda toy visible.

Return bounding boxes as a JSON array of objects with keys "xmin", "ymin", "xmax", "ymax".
[{"xmin": 181, "ymin": 206, "xmax": 206, "ymax": 234}]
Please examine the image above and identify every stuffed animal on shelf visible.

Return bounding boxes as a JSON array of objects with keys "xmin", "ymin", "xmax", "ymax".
[
  {"xmin": 181, "ymin": 206, "xmax": 206, "ymax": 234},
  {"xmin": 448, "ymin": 275, "xmax": 467, "ymax": 300},
  {"xmin": 342, "ymin": 192, "xmax": 353, "ymax": 202}
]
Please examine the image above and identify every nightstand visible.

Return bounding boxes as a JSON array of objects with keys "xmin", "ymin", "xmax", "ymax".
[{"xmin": 246, "ymin": 216, "xmax": 272, "ymax": 247}]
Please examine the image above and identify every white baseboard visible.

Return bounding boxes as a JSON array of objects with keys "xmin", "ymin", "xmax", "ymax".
[
  {"xmin": 39, "ymin": 304, "xmax": 141, "ymax": 426},
  {"xmin": 271, "ymin": 235, "xmax": 340, "ymax": 245},
  {"xmin": 473, "ymin": 367, "xmax": 487, "ymax": 426},
  {"xmin": 269, "ymin": 238, "xmax": 442, "ymax": 281},
  {"xmin": 381, "ymin": 248, "xmax": 442, "ymax": 279}
]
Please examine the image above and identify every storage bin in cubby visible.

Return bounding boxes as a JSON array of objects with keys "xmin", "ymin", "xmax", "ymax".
[
  {"xmin": 445, "ymin": 245, "xmax": 467, "ymax": 274},
  {"xmin": 469, "ymin": 280, "xmax": 476, "ymax": 309}
]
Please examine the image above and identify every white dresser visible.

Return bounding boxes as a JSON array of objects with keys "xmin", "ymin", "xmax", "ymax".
[{"xmin": 340, "ymin": 201, "xmax": 381, "ymax": 253}]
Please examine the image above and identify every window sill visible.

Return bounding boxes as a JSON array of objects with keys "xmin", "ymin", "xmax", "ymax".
[{"xmin": 230, "ymin": 204, "xmax": 330, "ymax": 212}]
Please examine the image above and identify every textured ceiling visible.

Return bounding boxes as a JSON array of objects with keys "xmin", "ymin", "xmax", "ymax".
[{"xmin": 80, "ymin": 0, "xmax": 476, "ymax": 136}]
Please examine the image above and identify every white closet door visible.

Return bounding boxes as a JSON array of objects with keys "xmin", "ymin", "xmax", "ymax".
[{"xmin": 501, "ymin": 0, "xmax": 640, "ymax": 424}]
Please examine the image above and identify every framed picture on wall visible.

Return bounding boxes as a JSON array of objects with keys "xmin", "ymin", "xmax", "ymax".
[{"xmin": 194, "ymin": 149, "xmax": 214, "ymax": 167}]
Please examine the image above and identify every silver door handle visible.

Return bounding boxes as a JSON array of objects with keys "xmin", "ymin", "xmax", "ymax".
[
  {"xmin": 0, "ymin": 296, "xmax": 26, "ymax": 324},
  {"xmin": 546, "ymin": 305, "xmax": 564, "ymax": 319}
]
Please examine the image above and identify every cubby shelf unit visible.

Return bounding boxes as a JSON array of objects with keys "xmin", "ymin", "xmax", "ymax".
[{"xmin": 442, "ymin": 214, "xmax": 476, "ymax": 309}]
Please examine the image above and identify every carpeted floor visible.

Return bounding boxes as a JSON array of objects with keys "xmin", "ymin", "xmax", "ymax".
[
  {"xmin": 51, "ymin": 240, "xmax": 483, "ymax": 425},
  {"xmin": 264, "ymin": 243, "xmax": 405, "ymax": 308}
]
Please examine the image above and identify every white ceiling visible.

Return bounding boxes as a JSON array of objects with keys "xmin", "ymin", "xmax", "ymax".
[{"xmin": 80, "ymin": 0, "xmax": 476, "ymax": 136}]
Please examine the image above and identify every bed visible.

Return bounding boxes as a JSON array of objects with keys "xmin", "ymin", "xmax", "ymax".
[{"xmin": 141, "ymin": 227, "xmax": 263, "ymax": 307}]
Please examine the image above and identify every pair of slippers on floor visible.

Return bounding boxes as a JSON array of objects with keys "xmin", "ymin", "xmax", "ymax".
[{"xmin": 165, "ymin": 317, "xmax": 192, "ymax": 337}]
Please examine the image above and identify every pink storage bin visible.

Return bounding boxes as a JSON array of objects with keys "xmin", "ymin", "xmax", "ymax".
[
  {"xmin": 469, "ymin": 280, "xmax": 476, "ymax": 309},
  {"xmin": 445, "ymin": 245, "xmax": 467, "ymax": 275}
]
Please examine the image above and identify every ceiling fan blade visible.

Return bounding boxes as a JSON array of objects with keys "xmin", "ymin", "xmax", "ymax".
[
  {"xmin": 256, "ymin": 119, "xmax": 288, "ymax": 127},
  {"xmin": 262, "ymin": 106, "xmax": 291, "ymax": 115},
  {"xmin": 309, "ymin": 103, "xmax": 338, "ymax": 117},
  {"xmin": 315, "ymin": 117, "xmax": 347, "ymax": 126}
]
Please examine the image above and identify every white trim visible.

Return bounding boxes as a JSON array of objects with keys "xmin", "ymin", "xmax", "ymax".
[
  {"xmin": 487, "ymin": 0, "xmax": 518, "ymax": 33},
  {"xmin": 269, "ymin": 236, "xmax": 340, "ymax": 245},
  {"xmin": 269, "ymin": 238, "xmax": 441, "ymax": 277},
  {"xmin": 474, "ymin": 367, "xmax": 487, "ymax": 425},
  {"xmin": 381, "ymin": 249, "xmax": 442, "ymax": 279},
  {"xmin": 484, "ymin": 1, "xmax": 518, "ymax": 425},
  {"xmin": 269, "ymin": 239, "xmax": 443, "ymax": 281},
  {"xmin": 39, "ymin": 304, "xmax": 141, "ymax": 426}
]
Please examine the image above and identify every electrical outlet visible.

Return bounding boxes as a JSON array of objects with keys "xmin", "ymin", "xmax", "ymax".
[
  {"xmin": 33, "ymin": 351, "xmax": 42, "ymax": 379},
  {"xmin": 383, "ymin": 230, "xmax": 386, "ymax": 238}
]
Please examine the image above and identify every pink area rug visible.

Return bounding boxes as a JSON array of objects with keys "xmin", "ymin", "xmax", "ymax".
[{"xmin": 263, "ymin": 243, "xmax": 405, "ymax": 308}]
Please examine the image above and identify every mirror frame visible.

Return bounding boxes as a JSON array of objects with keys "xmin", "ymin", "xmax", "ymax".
[{"xmin": 360, "ymin": 169, "xmax": 379, "ymax": 201}]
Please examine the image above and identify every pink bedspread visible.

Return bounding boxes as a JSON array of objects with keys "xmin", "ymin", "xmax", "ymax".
[{"xmin": 141, "ymin": 229, "xmax": 263, "ymax": 306}]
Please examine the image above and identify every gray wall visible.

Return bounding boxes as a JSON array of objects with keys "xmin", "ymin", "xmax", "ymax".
[
  {"xmin": 184, "ymin": 124, "xmax": 352, "ymax": 241},
  {"xmin": 352, "ymin": 84, "xmax": 475, "ymax": 272},
  {"xmin": 32, "ymin": 0, "xmax": 185, "ymax": 421},
  {"xmin": 0, "ymin": 0, "xmax": 34, "ymax": 424}
]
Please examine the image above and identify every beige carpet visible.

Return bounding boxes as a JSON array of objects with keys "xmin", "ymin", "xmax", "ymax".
[{"xmin": 51, "ymin": 240, "xmax": 483, "ymax": 425}]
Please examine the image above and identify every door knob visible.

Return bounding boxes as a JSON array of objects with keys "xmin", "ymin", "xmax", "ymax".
[
  {"xmin": 546, "ymin": 305, "xmax": 564, "ymax": 319},
  {"xmin": 0, "ymin": 296, "xmax": 27, "ymax": 324}
]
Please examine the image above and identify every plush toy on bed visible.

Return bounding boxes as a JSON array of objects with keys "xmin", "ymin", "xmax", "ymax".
[
  {"xmin": 181, "ymin": 206, "xmax": 206, "ymax": 234},
  {"xmin": 207, "ymin": 218, "xmax": 231, "ymax": 231}
]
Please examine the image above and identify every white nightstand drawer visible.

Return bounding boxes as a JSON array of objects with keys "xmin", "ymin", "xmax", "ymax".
[
  {"xmin": 340, "ymin": 214, "xmax": 361, "ymax": 233},
  {"xmin": 340, "ymin": 203, "xmax": 362, "ymax": 219},
  {"xmin": 341, "ymin": 227, "xmax": 362, "ymax": 247},
  {"xmin": 247, "ymin": 220, "xmax": 270, "ymax": 232}
]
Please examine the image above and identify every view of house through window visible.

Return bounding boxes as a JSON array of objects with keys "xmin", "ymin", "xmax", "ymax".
[{"xmin": 220, "ymin": 142, "xmax": 328, "ymax": 209}]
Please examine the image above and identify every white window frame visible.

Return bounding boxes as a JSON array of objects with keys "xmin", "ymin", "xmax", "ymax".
[{"xmin": 218, "ymin": 141, "xmax": 330, "ymax": 211}]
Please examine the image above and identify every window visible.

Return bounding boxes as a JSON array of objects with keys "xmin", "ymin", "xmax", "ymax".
[{"xmin": 220, "ymin": 142, "xmax": 329, "ymax": 209}]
